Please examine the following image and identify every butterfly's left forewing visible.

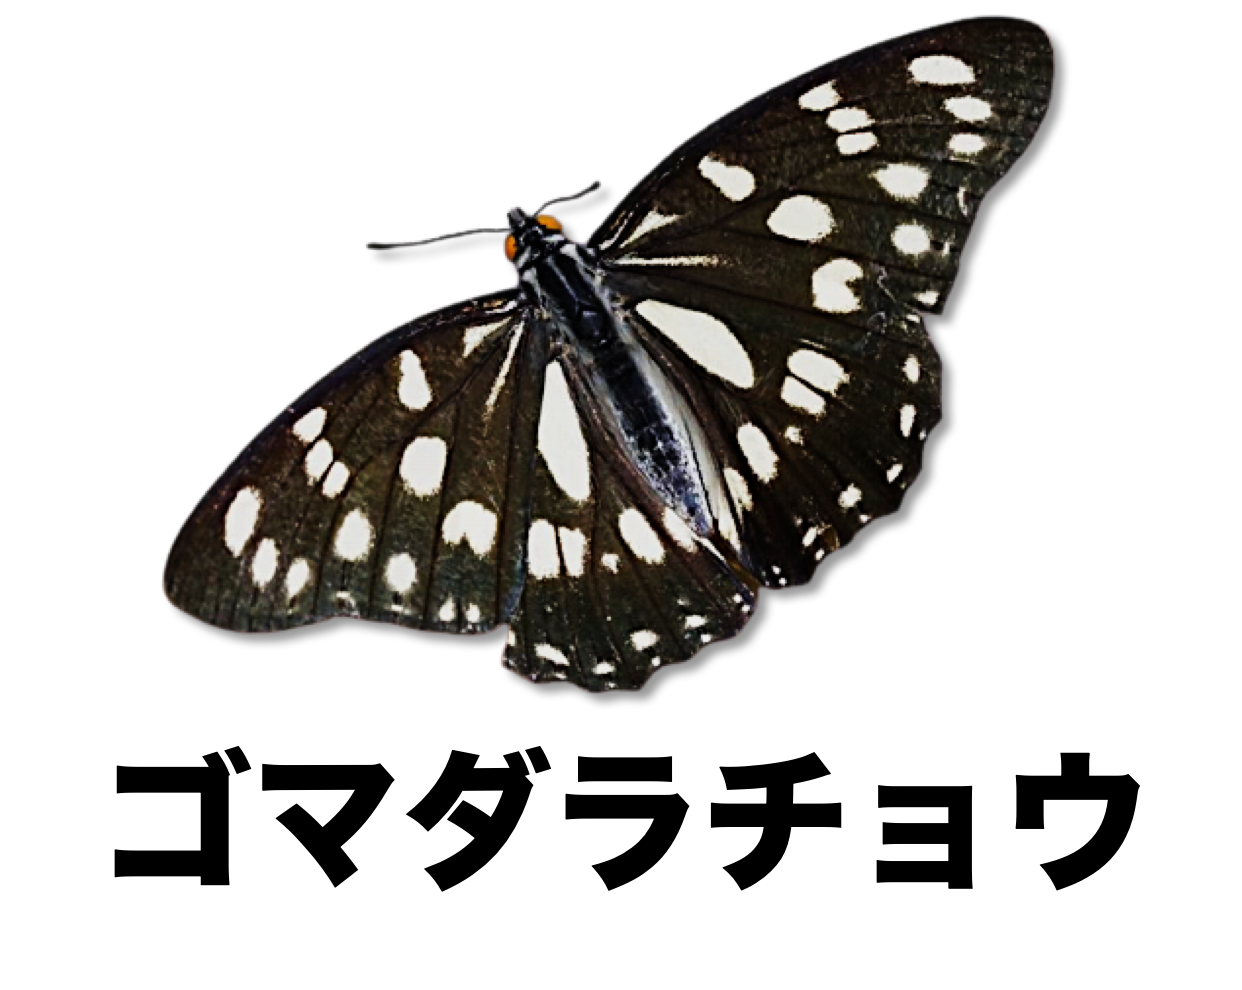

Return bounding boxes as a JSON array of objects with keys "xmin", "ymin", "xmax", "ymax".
[{"xmin": 165, "ymin": 291, "xmax": 548, "ymax": 634}]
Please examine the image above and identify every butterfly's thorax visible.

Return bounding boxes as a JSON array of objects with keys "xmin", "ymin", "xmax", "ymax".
[{"xmin": 515, "ymin": 222, "xmax": 716, "ymax": 532}]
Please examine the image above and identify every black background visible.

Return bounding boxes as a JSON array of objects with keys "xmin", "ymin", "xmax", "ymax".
[{"xmin": 152, "ymin": 15, "xmax": 1068, "ymax": 765}]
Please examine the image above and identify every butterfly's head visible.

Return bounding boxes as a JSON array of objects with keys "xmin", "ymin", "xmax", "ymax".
[{"xmin": 505, "ymin": 209, "xmax": 566, "ymax": 270}]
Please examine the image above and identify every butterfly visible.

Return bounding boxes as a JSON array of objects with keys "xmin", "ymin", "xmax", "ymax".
[{"xmin": 165, "ymin": 17, "xmax": 1052, "ymax": 690}]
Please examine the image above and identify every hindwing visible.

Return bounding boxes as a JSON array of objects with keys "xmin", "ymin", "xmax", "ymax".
[{"xmin": 502, "ymin": 345, "xmax": 758, "ymax": 689}]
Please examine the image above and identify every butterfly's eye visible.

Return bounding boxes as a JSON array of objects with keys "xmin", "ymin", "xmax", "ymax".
[{"xmin": 499, "ymin": 213, "xmax": 568, "ymax": 262}]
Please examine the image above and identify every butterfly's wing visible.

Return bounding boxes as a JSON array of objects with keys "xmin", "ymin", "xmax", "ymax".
[
  {"xmin": 592, "ymin": 17, "xmax": 1052, "ymax": 585},
  {"xmin": 165, "ymin": 290, "xmax": 550, "ymax": 634}
]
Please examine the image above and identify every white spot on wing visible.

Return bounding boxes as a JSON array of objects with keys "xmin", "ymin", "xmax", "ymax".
[
  {"xmin": 537, "ymin": 362, "xmax": 591, "ymax": 501},
  {"xmin": 601, "ymin": 553, "xmax": 620, "ymax": 573},
  {"xmin": 827, "ymin": 107, "xmax": 872, "ymax": 131},
  {"xmin": 737, "ymin": 424, "xmax": 778, "ymax": 482},
  {"xmin": 397, "ymin": 351, "xmax": 431, "ymax": 410},
  {"xmin": 442, "ymin": 501, "xmax": 498, "ymax": 556},
  {"xmin": 717, "ymin": 499, "xmax": 740, "ymax": 551},
  {"xmin": 285, "ymin": 558, "xmax": 310, "ymax": 598},
  {"xmin": 251, "ymin": 538, "xmax": 278, "ymax": 587},
  {"xmin": 631, "ymin": 630, "xmax": 659, "ymax": 651},
  {"xmin": 782, "ymin": 377, "xmax": 825, "ymax": 415},
  {"xmin": 799, "ymin": 81, "xmax": 840, "ymax": 110},
  {"xmin": 385, "ymin": 552, "xmax": 417, "ymax": 593},
  {"xmin": 466, "ymin": 603, "xmax": 481, "ymax": 623},
  {"xmin": 785, "ymin": 426, "xmax": 803, "ymax": 444},
  {"xmin": 949, "ymin": 133, "xmax": 987, "ymax": 156},
  {"xmin": 788, "ymin": 350, "xmax": 848, "ymax": 395},
  {"xmin": 305, "ymin": 439, "xmax": 333, "ymax": 483},
  {"xmin": 811, "ymin": 258, "xmax": 864, "ymax": 313},
  {"xmin": 916, "ymin": 290, "xmax": 939, "ymax": 307},
  {"xmin": 292, "ymin": 408, "xmax": 326, "ymax": 444},
  {"xmin": 536, "ymin": 643, "xmax": 569, "ymax": 666},
  {"xmin": 462, "ymin": 320, "xmax": 507, "ymax": 356},
  {"xmin": 698, "ymin": 155, "xmax": 755, "ymax": 201},
  {"xmin": 635, "ymin": 300, "xmax": 754, "ymax": 388},
  {"xmin": 904, "ymin": 356, "xmax": 921, "ymax": 382},
  {"xmin": 439, "ymin": 598, "xmax": 456, "ymax": 622},
  {"xmin": 838, "ymin": 485, "xmax": 861, "ymax": 509},
  {"xmin": 619, "ymin": 508, "xmax": 664, "ymax": 564},
  {"xmin": 593, "ymin": 662, "xmax": 615, "ymax": 675},
  {"xmin": 528, "ymin": 519, "xmax": 560, "ymax": 580},
  {"xmin": 662, "ymin": 508, "xmax": 697, "ymax": 551},
  {"xmin": 724, "ymin": 467, "xmax": 752, "ymax": 511},
  {"xmin": 685, "ymin": 615, "xmax": 707, "ymax": 629},
  {"xmin": 400, "ymin": 436, "xmax": 447, "ymax": 497},
  {"xmin": 837, "ymin": 132, "xmax": 877, "ymax": 155},
  {"xmin": 887, "ymin": 464, "xmax": 904, "ymax": 482},
  {"xmin": 900, "ymin": 405, "xmax": 916, "ymax": 437},
  {"xmin": 322, "ymin": 461, "xmax": 350, "ymax": 499},
  {"xmin": 620, "ymin": 211, "xmax": 680, "ymax": 249},
  {"xmin": 560, "ymin": 527, "xmax": 587, "ymax": 577},
  {"xmin": 873, "ymin": 164, "xmax": 929, "ymax": 200},
  {"xmin": 945, "ymin": 96, "xmax": 991, "ymax": 122},
  {"xmin": 224, "ymin": 487, "xmax": 261, "ymax": 557},
  {"xmin": 910, "ymin": 54, "xmax": 975, "ymax": 85},
  {"xmin": 892, "ymin": 223, "xmax": 931, "ymax": 256},
  {"xmin": 334, "ymin": 509, "xmax": 373, "ymax": 561},
  {"xmin": 614, "ymin": 255, "xmax": 720, "ymax": 267},
  {"xmin": 767, "ymin": 196, "xmax": 835, "ymax": 242},
  {"xmin": 485, "ymin": 320, "xmax": 525, "ymax": 412}
]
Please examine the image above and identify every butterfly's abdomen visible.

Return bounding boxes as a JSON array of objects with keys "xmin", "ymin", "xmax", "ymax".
[{"xmin": 532, "ymin": 243, "xmax": 719, "ymax": 534}]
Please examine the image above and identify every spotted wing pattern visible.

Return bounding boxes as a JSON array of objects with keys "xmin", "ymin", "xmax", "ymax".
[
  {"xmin": 165, "ymin": 291, "xmax": 547, "ymax": 634},
  {"xmin": 594, "ymin": 18, "xmax": 1051, "ymax": 586}
]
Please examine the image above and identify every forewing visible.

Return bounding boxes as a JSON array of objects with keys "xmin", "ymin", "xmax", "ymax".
[
  {"xmin": 165, "ymin": 291, "xmax": 549, "ymax": 634},
  {"xmin": 596, "ymin": 19, "xmax": 1053, "ymax": 274},
  {"xmin": 590, "ymin": 18, "xmax": 1050, "ymax": 586}
]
